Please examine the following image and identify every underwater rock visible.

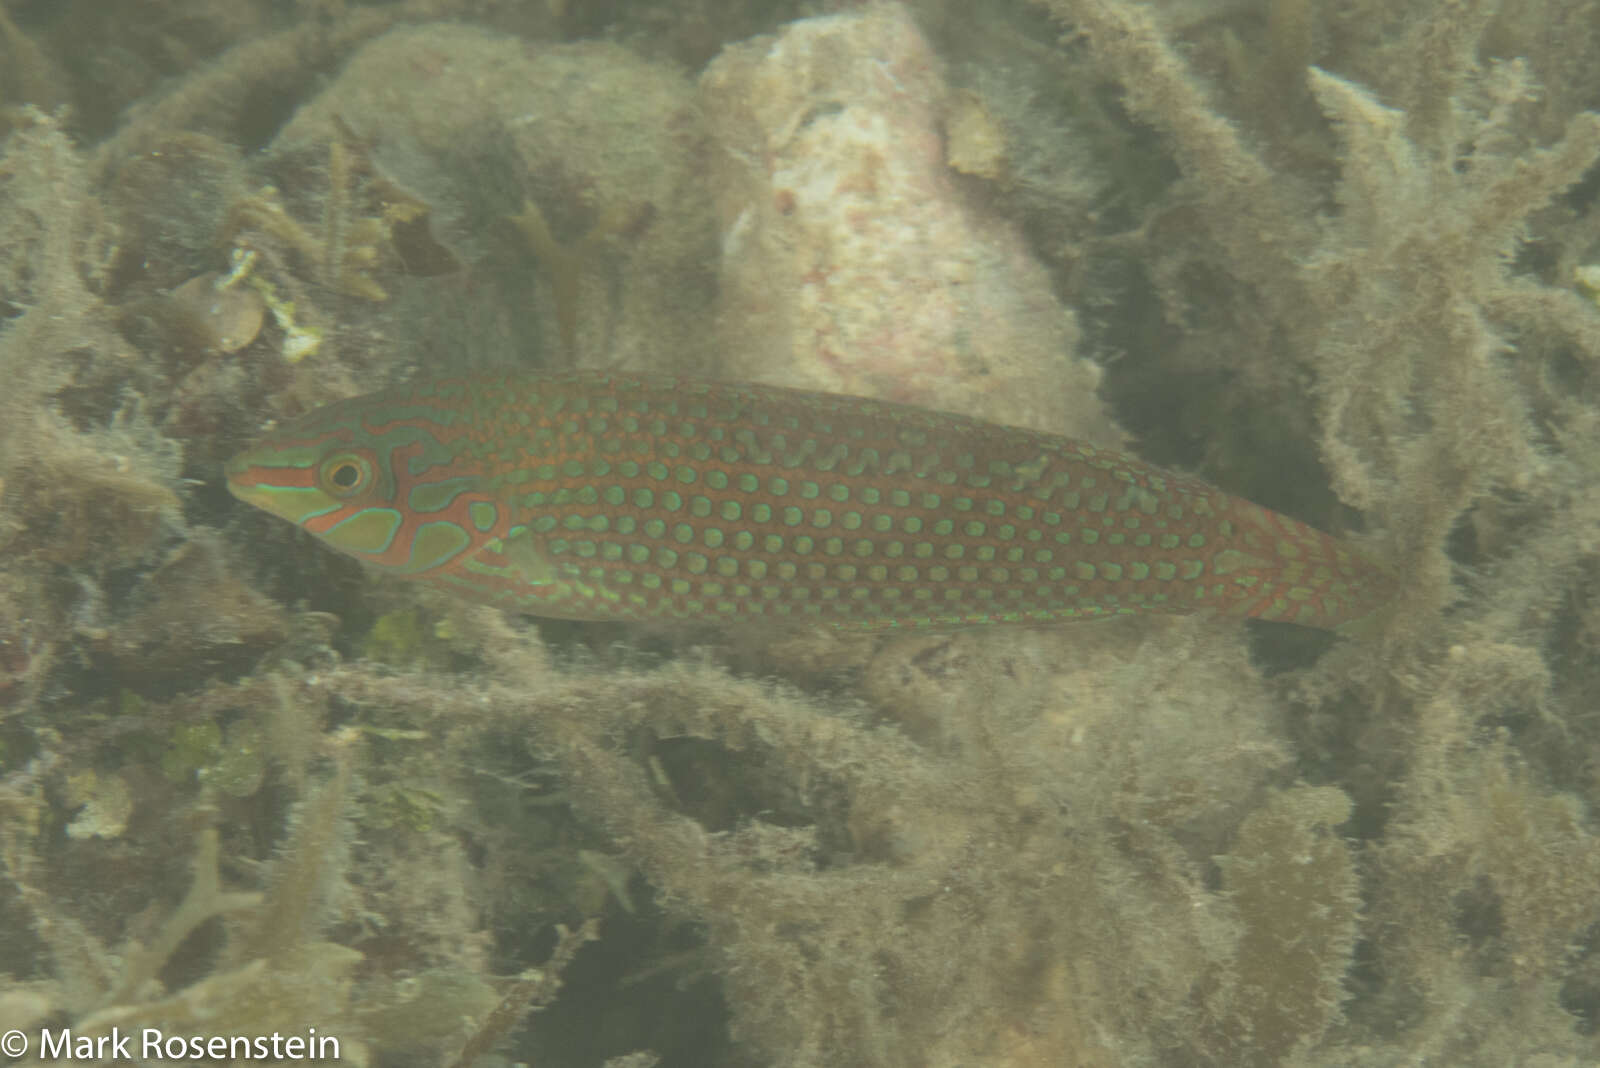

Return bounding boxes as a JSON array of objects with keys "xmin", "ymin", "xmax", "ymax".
[
  {"xmin": 700, "ymin": 3, "xmax": 1116, "ymax": 441},
  {"xmin": 266, "ymin": 24, "xmax": 717, "ymax": 375},
  {"xmin": 167, "ymin": 271, "xmax": 266, "ymax": 354},
  {"xmin": 99, "ymin": 533, "xmax": 288, "ymax": 683}
]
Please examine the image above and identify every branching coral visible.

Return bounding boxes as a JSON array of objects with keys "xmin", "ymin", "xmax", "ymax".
[
  {"xmin": 1031, "ymin": 0, "xmax": 1600, "ymax": 626},
  {"xmin": 294, "ymin": 606, "xmax": 1361, "ymax": 1066},
  {"xmin": 7, "ymin": 2, "xmax": 1600, "ymax": 1065},
  {"xmin": 1024, "ymin": 0, "xmax": 1600, "ymax": 1059}
]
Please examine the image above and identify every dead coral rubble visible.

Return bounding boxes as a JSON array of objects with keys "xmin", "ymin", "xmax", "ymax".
[{"xmin": 4, "ymin": 0, "xmax": 1600, "ymax": 1065}]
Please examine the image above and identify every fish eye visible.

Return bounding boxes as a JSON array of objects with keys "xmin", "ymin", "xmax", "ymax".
[{"xmin": 319, "ymin": 453, "xmax": 373, "ymax": 498}]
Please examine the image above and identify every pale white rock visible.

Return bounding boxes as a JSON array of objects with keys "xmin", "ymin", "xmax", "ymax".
[{"xmin": 700, "ymin": 3, "xmax": 1119, "ymax": 443}]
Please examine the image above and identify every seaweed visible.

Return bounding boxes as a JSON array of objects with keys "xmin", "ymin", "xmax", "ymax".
[{"xmin": 4, "ymin": 0, "xmax": 1600, "ymax": 1064}]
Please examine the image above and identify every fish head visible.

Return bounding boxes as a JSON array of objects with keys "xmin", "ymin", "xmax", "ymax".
[{"xmin": 225, "ymin": 393, "xmax": 503, "ymax": 577}]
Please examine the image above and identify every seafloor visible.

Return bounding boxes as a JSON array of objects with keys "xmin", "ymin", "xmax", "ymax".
[{"xmin": 2, "ymin": 1, "xmax": 1599, "ymax": 1065}]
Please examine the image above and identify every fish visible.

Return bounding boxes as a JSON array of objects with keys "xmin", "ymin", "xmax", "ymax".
[{"xmin": 224, "ymin": 370, "xmax": 1393, "ymax": 631}]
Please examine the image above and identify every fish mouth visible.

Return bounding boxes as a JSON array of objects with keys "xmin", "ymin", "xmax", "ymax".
[{"xmin": 222, "ymin": 450, "xmax": 260, "ymax": 500}]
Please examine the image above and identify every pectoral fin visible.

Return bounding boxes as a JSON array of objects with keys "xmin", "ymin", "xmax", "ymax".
[{"xmin": 502, "ymin": 527, "xmax": 561, "ymax": 586}]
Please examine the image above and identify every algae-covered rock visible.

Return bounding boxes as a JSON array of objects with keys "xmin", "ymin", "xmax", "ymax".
[
  {"xmin": 699, "ymin": 3, "xmax": 1117, "ymax": 441},
  {"xmin": 1208, "ymin": 786, "xmax": 1359, "ymax": 1064},
  {"xmin": 266, "ymin": 23, "xmax": 717, "ymax": 376}
]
